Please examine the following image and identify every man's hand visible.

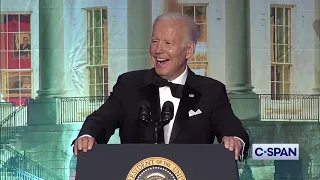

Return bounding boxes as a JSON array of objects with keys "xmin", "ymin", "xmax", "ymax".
[
  {"xmin": 222, "ymin": 136, "xmax": 243, "ymax": 160},
  {"xmin": 73, "ymin": 136, "xmax": 96, "ymax": 156}
]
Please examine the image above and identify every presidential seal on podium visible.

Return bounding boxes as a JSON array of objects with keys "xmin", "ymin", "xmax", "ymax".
[{"xmin": 126, "ymin": 157, "xmax": 186, "ymax": 180}]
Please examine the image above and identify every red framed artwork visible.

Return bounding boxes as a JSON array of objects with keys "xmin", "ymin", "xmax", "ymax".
[{"xmin": 13, "ymin": 33, "xmax": 31, "ymax": 59}]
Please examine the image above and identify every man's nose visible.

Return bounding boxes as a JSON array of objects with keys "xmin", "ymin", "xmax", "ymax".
[{"xmin": 155, "ymin": 42, "xmax": 164, "ymax": 53}]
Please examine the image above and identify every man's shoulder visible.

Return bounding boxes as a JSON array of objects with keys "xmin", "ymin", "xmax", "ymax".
[
  {"xmin": 117, "ymin": 69, "xmax": 150, "ymax": 84},
  {"xmin": 193, "ymin": 74, "xmax": 226, "ymax": 90},
  {"xmin": 120, "ymin": 69, "xmax": 149, "ymax": 77}
]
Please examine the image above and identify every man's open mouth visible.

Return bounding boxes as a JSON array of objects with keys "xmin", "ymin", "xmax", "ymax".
[{"xmin": 156, "ymin": 58, "xmax": 169, "ymax": 65}]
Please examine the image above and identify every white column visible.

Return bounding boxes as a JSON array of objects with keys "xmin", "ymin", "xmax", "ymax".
[
  {"xmin": 313, "ymin": 0, "xmax": 320, "ymax": 93},
  {"xmin": 152, "ymin": 0, "xmax": 168, "ymax": 23},
  {"xmin": 126, "ymin": 0, "xmax": 152, "ymax": 71},
  {"xmin": 28, "ymin": 0, "xmax": 65, "ymax": 126},
  {"xmin": 37, "ymin": 0, "xmax": 65, "ymax": 98},
  {"xmin": 225, "ymin": 0, "xmax": 254, "ymax": 93}
]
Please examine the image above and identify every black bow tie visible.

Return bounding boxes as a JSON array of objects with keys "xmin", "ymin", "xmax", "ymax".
[{"xmin": 152, "ymin": 75, "xmax": 184, "ymax": 98}]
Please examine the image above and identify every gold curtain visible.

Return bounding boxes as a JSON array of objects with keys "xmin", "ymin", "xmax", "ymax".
[{"xmin": 270, "ymin": 15, "xmax": 275, "ymax": 62}]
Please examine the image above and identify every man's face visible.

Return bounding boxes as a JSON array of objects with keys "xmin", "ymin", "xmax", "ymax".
[
  {"xmin": 149, "ymin": 19, "xmax": 195, "ymax": 80},
  {"xmin": 23, "ymin": 37, "xmax": 28, "ymax": 44}
]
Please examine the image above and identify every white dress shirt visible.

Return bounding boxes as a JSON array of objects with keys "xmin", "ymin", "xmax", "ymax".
[{"xmin": 159, "ymin": 66, "xmax": 188, "ymax": 144}]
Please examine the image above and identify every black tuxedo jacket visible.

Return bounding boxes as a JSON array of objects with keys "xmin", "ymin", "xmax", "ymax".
[{"xmin": 76, "ymin": 67, "xmax": 250, "ymax": 158}]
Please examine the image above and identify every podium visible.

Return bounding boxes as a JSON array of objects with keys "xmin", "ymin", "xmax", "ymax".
[{"xmin": 76, "ymin": 144, "xmax": 240, "ymax": 180}]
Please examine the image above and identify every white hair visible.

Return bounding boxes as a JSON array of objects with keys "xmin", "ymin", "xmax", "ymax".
[{"xmin": 153, "ymin": 12, "xmax": 198, "ymax": 44}]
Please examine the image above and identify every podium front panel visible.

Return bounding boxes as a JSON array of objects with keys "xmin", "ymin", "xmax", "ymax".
[{"xmin": 76, "ymin": 144, "xmax": 239, "ymax": 180}]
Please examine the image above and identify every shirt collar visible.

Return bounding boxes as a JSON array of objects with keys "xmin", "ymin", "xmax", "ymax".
[{"xmin": 169, "ymin": 66, "xmax": 188, "ymax": 85}]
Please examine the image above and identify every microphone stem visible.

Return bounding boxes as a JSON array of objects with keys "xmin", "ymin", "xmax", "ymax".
[{"xmin": 154, "ymin": 122, "xmax": 158, "ymax": 144}]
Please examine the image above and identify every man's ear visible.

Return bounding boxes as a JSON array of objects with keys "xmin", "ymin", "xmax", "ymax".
[{"xmin": 186, "ymin": 41, "xmax": 196, "ymax": 60}]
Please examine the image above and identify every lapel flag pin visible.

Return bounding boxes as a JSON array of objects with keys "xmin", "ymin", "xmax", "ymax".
[{"xmin": 189, "ymin": 94, "xmax": 194, "ymax": 97}]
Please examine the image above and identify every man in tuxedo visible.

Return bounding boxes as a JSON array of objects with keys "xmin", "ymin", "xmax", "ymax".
[
  {"xmin": 73, "ymin": 12, "xmax": 250, "ymax": 161},
  {"xmin": 20, "ymin": 37, "xmax": 31, "ymax": 57}
]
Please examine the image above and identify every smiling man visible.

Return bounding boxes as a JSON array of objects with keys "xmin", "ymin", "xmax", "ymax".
[
  {"xmin": 150, "ymin": 16, "xmax": 194, "ymax": 81},
  {"xmin": 73, "ymin": 12, "xmax": 250, "ymax": 161}
]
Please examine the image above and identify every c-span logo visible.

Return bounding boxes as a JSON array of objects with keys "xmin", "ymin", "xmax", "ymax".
[
  {"xmin": 126, "ymin": 157, "xmax": 186, "ymax": 180},
  {"xmin": 252, "ymin": 144, "xmax": 299, "ymax": 160}
]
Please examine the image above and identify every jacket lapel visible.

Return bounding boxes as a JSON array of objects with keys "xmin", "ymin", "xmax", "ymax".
[
  {"xmin": 169, "ymin": 68, "xmax": 201, "ymax": 143},
  {"xmin": 139, "ymin": 84, "xmax": 161, "ymax": 123},
  {"xmin": 138, "ymin": 69, "xmax": 163, "ymax": 143}
]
